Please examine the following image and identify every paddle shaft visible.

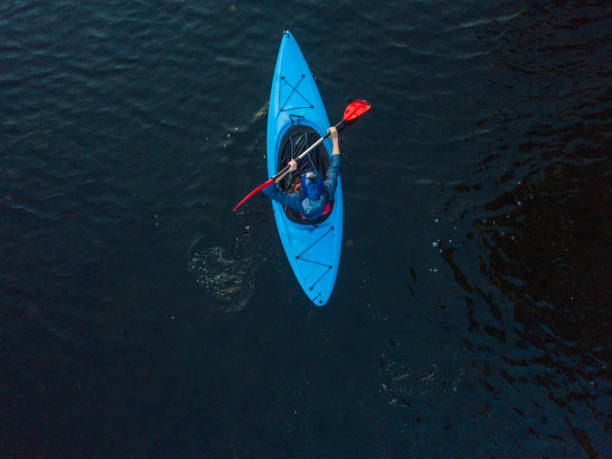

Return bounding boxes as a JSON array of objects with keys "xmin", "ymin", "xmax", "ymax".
[
  {"xmin": 274, "ymin": 119, "xmax": 345, "ymax": 184},
  {"xmin": 233, "ymin": 119, "xmax": 345, "ymax": 211},
  {"xmin": 233, "ymin": 98, "xmax": 371, "ymax": 212}
]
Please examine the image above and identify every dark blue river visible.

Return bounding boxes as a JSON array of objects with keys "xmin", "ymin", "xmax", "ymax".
[{"xmin": 2, "ymin": 1, "xmax": 611, "ymax": 457}]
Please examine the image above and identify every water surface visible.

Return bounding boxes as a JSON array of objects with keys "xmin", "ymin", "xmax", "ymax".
[{"xmin": 2, "ymin": 1, "xmax": 611, "ymax": 456}]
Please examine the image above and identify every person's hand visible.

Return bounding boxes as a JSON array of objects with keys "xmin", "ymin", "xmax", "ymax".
[
  {"xmin": 288, "ymin": 159, "xmax": 298, "ymax": 171},
  {"xmin": 327, "ymin": 126, "xmax": 338, "ymax": 141}
]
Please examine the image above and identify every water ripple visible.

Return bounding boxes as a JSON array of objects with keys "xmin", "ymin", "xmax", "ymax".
[{"xmin": 2, "ymin": 0, "xmax": 611, "ymax": 456}]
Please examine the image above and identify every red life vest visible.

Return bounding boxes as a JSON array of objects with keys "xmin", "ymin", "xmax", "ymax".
[
  {"xmin": 300, "ymin": 201, "xmax": 331, "ymax": 220},
  {"xmin": 294, "ymin": 183, "xmax": 331, "ymax": 220}
]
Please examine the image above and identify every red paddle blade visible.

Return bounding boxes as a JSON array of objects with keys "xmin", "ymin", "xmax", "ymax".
[
  {"xmin": 233, "ymin": 178, "xmax": 274, "ymax": 211},
  {"xmin": 343, "ymin": 99, "xmax": 371, "ymax": 122}
]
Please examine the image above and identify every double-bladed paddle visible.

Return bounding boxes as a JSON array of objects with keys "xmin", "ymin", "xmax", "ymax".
[{"xmin": 232, "ymin": 99, "xmax": 371, "ymax": 212}]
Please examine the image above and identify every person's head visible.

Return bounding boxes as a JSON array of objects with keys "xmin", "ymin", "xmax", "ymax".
[{"xmin": 300, "ymin": 171, "xmax": 324, "ymax": 200}]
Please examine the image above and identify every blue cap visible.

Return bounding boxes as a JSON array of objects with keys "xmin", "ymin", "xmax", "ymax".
[{"xmin": 300, "ymin": 171, "xmax": 324, "ymax": 199}]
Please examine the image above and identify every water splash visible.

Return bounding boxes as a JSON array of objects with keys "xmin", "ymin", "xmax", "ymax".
[
  {"xmin": 187, "ymin": 232, "xmax": 255, "ymax": 314},
  {"xmin": 252, "ymin": 100, "xmax": 268, "ymax": 123}
]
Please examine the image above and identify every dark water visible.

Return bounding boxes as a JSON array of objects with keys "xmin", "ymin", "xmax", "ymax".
[{"xmin": 2, "ymin": 1, "xmax": 611, "ymax": 457}]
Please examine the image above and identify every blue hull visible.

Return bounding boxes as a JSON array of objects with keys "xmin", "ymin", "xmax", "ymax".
[{"xmin": 267, "ymin": 31, "xmax": 343, "ymax": 306}]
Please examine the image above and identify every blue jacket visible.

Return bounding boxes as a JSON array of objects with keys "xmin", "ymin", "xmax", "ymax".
[{"xmin": 263, "ymin": 155, "xmax": 341, "ymax": 220}]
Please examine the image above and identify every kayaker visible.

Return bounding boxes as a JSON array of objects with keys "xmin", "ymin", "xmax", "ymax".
[{"xmin": 263, "ymin": 126, "xmax": 341, "ymax": 221}]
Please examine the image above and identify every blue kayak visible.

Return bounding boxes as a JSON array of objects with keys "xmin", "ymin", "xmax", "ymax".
[{"xmin": 267, "ymin": 31, "xmax": 343, "ymax": 306}]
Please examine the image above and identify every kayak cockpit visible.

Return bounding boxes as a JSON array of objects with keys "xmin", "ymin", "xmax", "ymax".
[{"xmin": 276, "ymin": 125, "xmax": 334, "ymax": 225}]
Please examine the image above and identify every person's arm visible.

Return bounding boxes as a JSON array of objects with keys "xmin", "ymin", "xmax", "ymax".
[
  {"xmin": 262, "ymin": 183, "xmax": 302, "ymax": 212},
  {"xmin": 261, "ymin": 158, "xmax": 300, "ymax": 207},
  {"xmin": 329, "ymin": 126, "xmax": 340, "ymax": 156},
  {"xmin": 324, "ymin": 127, "xmax": 342, "ymax": 197}
]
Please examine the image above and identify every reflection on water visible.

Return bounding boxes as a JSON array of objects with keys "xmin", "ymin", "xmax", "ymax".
[
  {"xmin": 187, "ymin": 229, "xmax": 256, "ymax": 314},
  {"xmin": 2, "ymin": 0, "xmax": 611, "ymax": 456},
  {"xmin": 188, "ymin": 245, "xmax": 254, "ymax": 313},
  {"xmin": 436, "ymin": 2, "xmax": 612, "ymax": 455}
]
